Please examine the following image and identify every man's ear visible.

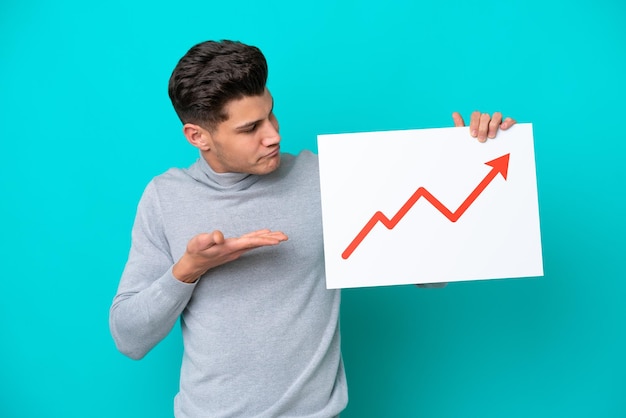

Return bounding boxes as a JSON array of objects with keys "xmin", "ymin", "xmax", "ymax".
[{"xmin": 183, "ymin": 123, "xmax": 212, "ymax": 151}]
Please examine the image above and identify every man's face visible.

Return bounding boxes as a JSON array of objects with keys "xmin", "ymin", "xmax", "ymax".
[{"xmin": 198, "ymin": 89, "xmax": 281, "ymax": 175}]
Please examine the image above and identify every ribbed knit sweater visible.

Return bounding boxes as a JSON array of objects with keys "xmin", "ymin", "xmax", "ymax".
[{"xmin": 110, "ymin": 151, "xmax": 347, "ymax": 417}]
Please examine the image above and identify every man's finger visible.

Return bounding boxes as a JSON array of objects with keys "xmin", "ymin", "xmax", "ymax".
[
  {"xmin": 469, "ymin": 111, "xmax": 481, "ymax": 137},
  {"xmin": 252, "ymin": 231, "xmax": 288, "ymax": 244},
  {"xmin": 477, "ymin": 113, "xmax": 491, "ymax": 142},
  {"xmin": 501, "ymin": 117, "xmax": 517, "ymax": 130},
  {"xmin": 190, "ymin": 231, "xmax": 224, "ymax": 253},
  {"xmin": 488, "ymin": 112, "xmax": 503, "ymax": 139},
  {"xmin": 265, "ymin": 231, "xmax": 288, "ymax": 241},
  {"xmin": 229, "ymin": 235, "xmax": 288, "ymax": 254},
  {"xmin": 452, "ymin": 112, "xmax": 465, "ymax": 127},
  {"xmin": 241, "ymin": 229, "xmax": 273, "ymax": 238},
  {"xmin": 210, "ymin": 230, "xmax": 224, "ymax": 245},
  {"xmin": 241, "ymin": 229, "xmax": 287, "ymax": 241}
]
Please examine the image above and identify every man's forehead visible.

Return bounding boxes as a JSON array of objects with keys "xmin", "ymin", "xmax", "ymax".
[{"xmin": 223, "ymin": 89, "xmax": 273, "ymax": 121}]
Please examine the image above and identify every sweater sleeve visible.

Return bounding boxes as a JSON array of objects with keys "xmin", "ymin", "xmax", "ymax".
[{"xmin": 109, "ymin": 181, "xmax": 196, "ymax": 360}]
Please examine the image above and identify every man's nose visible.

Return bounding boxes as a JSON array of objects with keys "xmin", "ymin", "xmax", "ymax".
[{"xmin": 261, "ymin": 121, "xmax": 280, "ymax": 146}]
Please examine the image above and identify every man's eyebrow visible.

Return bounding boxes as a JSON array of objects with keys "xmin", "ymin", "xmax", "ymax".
[{"xmin": 235, "ymin": 119, "xmax": 262, "ymax": 131}]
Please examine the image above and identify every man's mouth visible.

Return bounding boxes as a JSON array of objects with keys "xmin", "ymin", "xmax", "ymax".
[{"xmin": 263, "ymin": 146, "xmax": 280, "ymax": 158}]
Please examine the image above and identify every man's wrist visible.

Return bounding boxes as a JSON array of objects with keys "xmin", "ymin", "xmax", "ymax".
[{"xmin": 172, "ymin": 255, "xmax": 205, "ymax": 283}]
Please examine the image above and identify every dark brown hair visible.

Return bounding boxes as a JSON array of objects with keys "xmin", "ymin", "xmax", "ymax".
[{"xmin": 168, "ymin": 40, "xmax": 268, "ymax": 130}]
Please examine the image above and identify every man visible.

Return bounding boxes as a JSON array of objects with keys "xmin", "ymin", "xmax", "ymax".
[{"xmin": 109, "ymin": 40, "xmax": 515, "ymax": 418}]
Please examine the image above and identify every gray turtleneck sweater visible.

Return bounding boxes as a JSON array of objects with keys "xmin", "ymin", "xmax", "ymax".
[{"xmin": 109, "ymin": 151, "xmax": 347, "ymax": 418}]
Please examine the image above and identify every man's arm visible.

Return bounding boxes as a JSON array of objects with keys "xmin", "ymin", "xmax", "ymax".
[
  {"xmin": 109, "ymin": 182, "xmax": 287, "ymax": 360},
  {"xmin": 109, "ymin": 182, "xmax": 192, "ymax": 360}
]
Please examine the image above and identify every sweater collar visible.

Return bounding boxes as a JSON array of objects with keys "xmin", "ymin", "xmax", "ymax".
[{"xmin": 188, "ymin": 156, "xmax": 260, "ymax": 191}]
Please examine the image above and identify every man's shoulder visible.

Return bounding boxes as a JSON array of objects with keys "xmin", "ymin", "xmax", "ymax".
[
  {"xmin": 283, "ymin": 149, "xmax": 318, "ymax": 170},
  {"xmin": 143, "ymin": 163, "xmax": 198, "ymax": 196},
  {"xmin": 150, "ymin": 166, "xmax": 190, "ymax": 185},
  {"xmin": 294, "ymin": 149, "xmax": 318, "ymax": 161},
  {"xmin": 271, "ymin": 150, "xmax": 320, "ymax": 192}
]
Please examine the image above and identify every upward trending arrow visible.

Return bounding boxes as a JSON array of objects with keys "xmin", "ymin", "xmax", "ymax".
[
  {"xmin": 484, "ymin": 153, "xmax": 510, "ymax": 180},
  {"xmin": 341, "ymin": 153, "xmax": 511, "ymax": 260}
]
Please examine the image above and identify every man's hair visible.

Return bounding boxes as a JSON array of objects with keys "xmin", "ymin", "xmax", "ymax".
[{"xmin": 168, "ymin": 40, "xmax": 268, "ymax": 130}]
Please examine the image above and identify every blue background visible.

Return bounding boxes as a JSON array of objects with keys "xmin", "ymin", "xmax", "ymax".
[{"xmin": 1, "ymin": 1, "xmax": 625, "ymax": 417}]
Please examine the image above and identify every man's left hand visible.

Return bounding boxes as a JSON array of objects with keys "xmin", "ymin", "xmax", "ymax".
[{"xmin": 452, "ymin": 111, "xmax": 516, "ymax": 142}]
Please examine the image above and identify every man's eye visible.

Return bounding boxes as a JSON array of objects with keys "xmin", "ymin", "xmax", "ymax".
[{"xmin": 243, "ymin": 124, "xmax": 258, "ymax": 133}]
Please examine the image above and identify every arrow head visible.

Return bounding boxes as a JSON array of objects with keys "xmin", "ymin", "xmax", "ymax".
[{"xmin": 484, "ymin": 154, "xmax": 510, "ymax": 180}]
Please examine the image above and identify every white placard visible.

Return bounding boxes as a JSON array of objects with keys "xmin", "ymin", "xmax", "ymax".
[{"xmin": 318, "ymin": 124, "xmax": 543, "ymax": 289}]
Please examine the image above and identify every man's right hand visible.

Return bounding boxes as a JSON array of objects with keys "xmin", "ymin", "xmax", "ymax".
[{"xmin": 172, "ymin": 229, "xmax": 288, "ymax": 283}]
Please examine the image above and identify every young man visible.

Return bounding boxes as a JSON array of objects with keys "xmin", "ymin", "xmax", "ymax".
[{"xmin": 109, "ymin": 40, "xmax": 515, "ymax": 418}]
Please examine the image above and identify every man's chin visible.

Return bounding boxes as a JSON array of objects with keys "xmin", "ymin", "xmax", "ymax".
[{"xmin": 257, "ymin": 155, "xmax": 281, "ymax": 175}]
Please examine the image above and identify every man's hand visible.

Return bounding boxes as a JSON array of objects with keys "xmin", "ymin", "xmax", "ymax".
[
  {"xmin": 452, "ymin": 111, "xmax": 516, "ymax": 142},
  {"xmin": 172, "ymin": 229, "xmax": 288, "ymax": 283}
]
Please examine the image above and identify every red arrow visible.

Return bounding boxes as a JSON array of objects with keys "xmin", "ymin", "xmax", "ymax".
[{"xmin": 341, "ymin": 153, "xmax": 510, "ymax": 260}]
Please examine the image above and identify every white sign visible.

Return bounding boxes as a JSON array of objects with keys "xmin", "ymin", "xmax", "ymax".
[{"xmin": 318, "ymin": 124, "xmax": 543, "ymax": 289}]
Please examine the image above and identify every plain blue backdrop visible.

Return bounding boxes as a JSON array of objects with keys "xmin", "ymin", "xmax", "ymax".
[{"xmin": 1, "ymin": 0, "xmax": 625, "ymax": 417}]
